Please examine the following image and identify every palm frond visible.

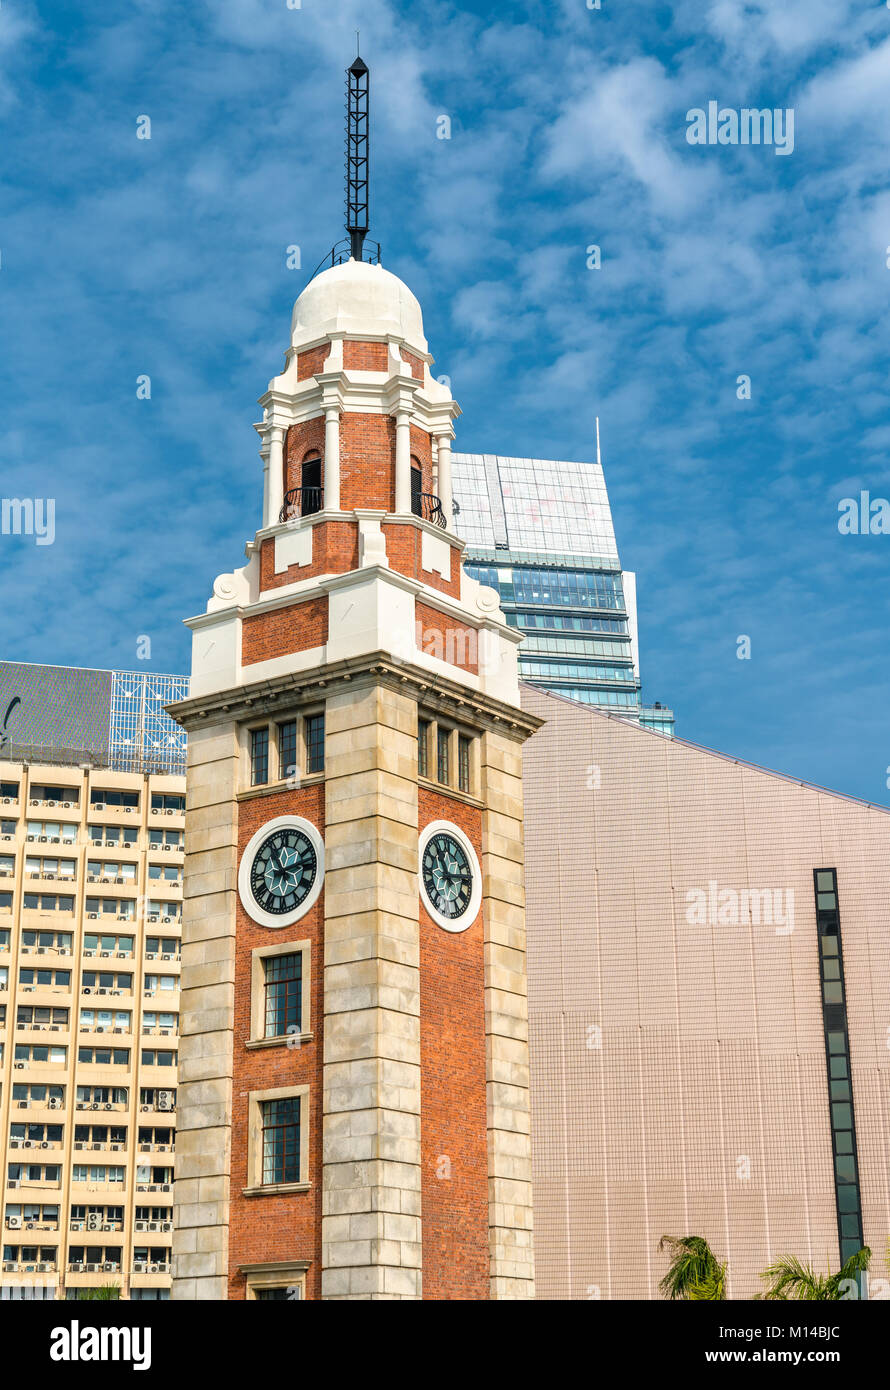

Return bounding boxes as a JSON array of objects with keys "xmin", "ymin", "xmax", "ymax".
[
  {"xmin": 686, "ymin": 1262, "xmax": 727, "ymax": 1301},
  {"xmin": 827, "ymin": 1246, "xmax": 871, "ymax": 1300},
  {"xmin": 658, "ymin": 1235, "xmax": 725, "ymax": 1300},
  {"xmin": 761, "ymin": 1248, "xmax": 871, "ymax": 1301},
  {"xmin": 760, "ymin": 1254, "xmax": 827, "ymax": 1301}
]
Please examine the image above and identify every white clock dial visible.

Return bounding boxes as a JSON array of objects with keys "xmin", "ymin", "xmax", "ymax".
[
  {"xmin": 418, "ymin": 820, "xmax": 482, "ymax": 933},
  {"xmin": 238, "ymin": 815, "xmax": 325, "ymax": 929}
]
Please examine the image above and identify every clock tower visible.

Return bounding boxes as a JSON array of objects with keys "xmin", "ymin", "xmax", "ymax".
[{"xmin": 169, "ymin": 57, "xmax": 539, "ymax": 1302}]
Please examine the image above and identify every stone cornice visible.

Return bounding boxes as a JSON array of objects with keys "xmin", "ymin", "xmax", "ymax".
[
  {"xmin": 244, "ymin": 507, "xmax": 467, "ymax": 555},
  {"xmin": 283, "ymin": 329, "xmax": 434, "ymax": 364},
  {"xmin": 256, "ymin": 372, "xmax": 459, "ymax": 434},
  {"xmin": 167, "ymin": 651, "xmax": 543, "ymax": 743},
  {"xmin": 185, "ymin": 554, "xmax": 520, "ymax": 649}
]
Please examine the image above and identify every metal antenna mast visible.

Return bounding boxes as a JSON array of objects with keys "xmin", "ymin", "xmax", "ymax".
[
  {"xmin": 308, "ymin": 51, "xmax": 380, "ymax": 280},
  {"xmin": 345, "ymin": 54, "xmax": 370, "ymax": 261}
]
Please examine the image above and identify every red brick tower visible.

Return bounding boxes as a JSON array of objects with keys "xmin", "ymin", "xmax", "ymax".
[{"xmin": 170, "ymin": 61, "xmax": 538, "ymax": 1304}]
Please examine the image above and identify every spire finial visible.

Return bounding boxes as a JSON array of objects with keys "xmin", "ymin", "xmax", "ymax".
[{"xmin": 346, "ymin": 50, "xmax": 370, "ymax": 261}]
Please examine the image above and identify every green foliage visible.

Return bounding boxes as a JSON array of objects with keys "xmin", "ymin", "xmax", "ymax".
[
  {"xmin": 759, "ymin": 1247, "xmax": 871, "ymax": 1301},
  {"xmin": 76, "ymin": 1283, "xmax": 121, "ymax": 1301},
  {"xmin": 658, "ymin": 1235, "xmax": 727, "ymax": 1301}
]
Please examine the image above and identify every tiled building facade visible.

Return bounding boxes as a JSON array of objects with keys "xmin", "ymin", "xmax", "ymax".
[
  {"xmin": 0, "ymin": 758, "xmax": 184, "ymax": 1300},
  {"xmin": 521, "ymin": 685, "xmax": 890, "ymax": 1299}
]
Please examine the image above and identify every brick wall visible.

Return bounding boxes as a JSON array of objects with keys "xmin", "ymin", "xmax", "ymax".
[
  {"xmin": 242, "ymin": 596, "xmax": 329, "ymax": 666},
  {"xmin": 415, "ymin": 600, "xmax": 478, "ymax": 673},
  {"xmin": 259, "ymin": 523, "xmax": 360, "ymax": 591},
  {"xmin": 418, "ymin": 788, "xmax": 490, "ymax": 1300},
  {"xmin": 383, "ymin": 525, "xmax": 462, "ymax": 597},
  {"xmin": 285, "ymin": 418, "xmax": 326, "ymax": 494},
  {"xmin": 343, "ymin": 339, "xmax": 389, "ymax": 372},
  {"xmin": 409, "ymin": 424, "xmax": 433, "ymax": 494},
  {"xmin": 401, "ymin": 349, "xmax": 425, "ymax": 381},
  {"xmin": 340, "ymin": 412, "xmax": 396, "ymax": 511},
  {"xmin": 296, "ymin": 345, "xmax": 330, "ymax": 381},
  {"xmin": 228, "ymin": 783, "xmax": 326, "ymax": 1299}
]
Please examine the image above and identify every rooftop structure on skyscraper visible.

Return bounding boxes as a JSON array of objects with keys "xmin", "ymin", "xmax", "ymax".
[{"xmin": 0, "ymin": 663, "xmax": 189, "ymax": 775}]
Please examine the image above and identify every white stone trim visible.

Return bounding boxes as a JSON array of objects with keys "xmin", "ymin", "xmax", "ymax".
[
  {"xmin": 257, "ymin": 373, "xmax": 458, "ymax": 436},
  {"xmin": 418, "ymin": 819, "xmax": 482, "ymax": 933},
  {"xmin": 238, "ymin": 814, "xmax": 325, "ymax": 929}
]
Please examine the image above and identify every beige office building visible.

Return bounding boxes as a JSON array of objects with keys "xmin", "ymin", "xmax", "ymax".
[
  {"xmin": 0, "ymin": 664, "xmax": 186, "ymax": 1300},
  {"xmin": 522, "ymin": 684, "xmax": 890, "ymax": 1299}
]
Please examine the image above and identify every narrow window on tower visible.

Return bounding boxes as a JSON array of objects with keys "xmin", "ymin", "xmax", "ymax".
[
  {"xmin": 305, "ymin": 714, "xmax": 325, "ymax": 774},
  {"xmin": 263, "ymin": 953, "xmax": 302, "ymax": 1040},
  {"xmin": 261, "ymin": 1096, "xmax": 301, "ymax": 1185},
  {"xmin": 250, "ymin": 728, "xmax": 269, "ymax": 787},
  {"xmin": 301, "ymin": 454, "xmax": 322, "ymax": 516},
  {"xmin": 437, "ymin": 726, "xmax": 450, "ymax": 786},
  {"xmin": 278, "ymin": 720, "xmax": 297, "ymax": 783},
  {"xmin": 410, "ymin": 462, "xmax": 423, "ymax": 518},
  {"xmin": 458, "ymin": 734, "xmax": 471, "ymax": 794},
  {"xmin": 418, "ymin": 719, "xmax": 431, "ymax": 779}
]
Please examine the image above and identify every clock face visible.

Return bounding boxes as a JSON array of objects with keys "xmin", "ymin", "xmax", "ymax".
[
  {"xmin": 238, "ymin": 816, "xmax": 324, "ymax": 929},
  {"xmin": 249, "ymin": 826, "xmax": 317, "ymax": 917},
  {"xmin": 418, "ymin": 821, "xmax": 482, "ymax": 933}
]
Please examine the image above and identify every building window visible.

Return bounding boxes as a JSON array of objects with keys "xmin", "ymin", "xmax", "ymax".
[
  {"xmin": 246, "ymin": 1085, "xmax": 310, "ymax": 1195},
  {"xmin": 90, "ymin": 789, "xmax": 137, "ymax": 809},
  {"xmin": 250, "ymin": 728, "xmax": 269, "ymax": 787},
  {"xmin": 278, "ymin": 720, "xmax": 297, "ymax": 782},
  {"xmin": 264, "ymin": 954, "xmax": 302, "ymax": 1039},
  {"xmin": 242, "ymin": 1262, "xmax": 308, "ymax": 1300},
  {"xmin": 458, "ymin": 734, "xmax": 471, "ymax": 794},
  {"xmin": 305, "ymin": 714, "xmax": 325, "ymax": 774},
  {"xmin": 261, "ymin": 1096, "xmax": 301, "ymax": 1185},
  {"xmin": 437, "ymin": 726, "xmax": 450, "ymax": 785},
  {"xmin": 249, "ymin": 941, "xmax": 310, "ymax": 1047},
  {"xmin": 418, "ymin": 720, "xmax": 430, "ymax": 779},
  {"xmin": 301, "ymin": 455, "xmax": 322, "ymax": 516}
]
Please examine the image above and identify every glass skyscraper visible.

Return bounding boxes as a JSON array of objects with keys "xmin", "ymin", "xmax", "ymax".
[{"xmin": 451, "ymin": 452, "xmax": 674, "ymax": 734}]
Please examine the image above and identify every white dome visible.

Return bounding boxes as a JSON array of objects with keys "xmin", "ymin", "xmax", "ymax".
[{"xmin": 291, "ymin": 258, "xmax": 427, "ymax": 352}]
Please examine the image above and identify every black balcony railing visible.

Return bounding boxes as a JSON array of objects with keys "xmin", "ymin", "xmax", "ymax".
[
  {"xmin": 280, "ymin": 487, "xmax": 324, "ymax": 523},
  {"xmin": 413, "ymin": 492, "xmax": 447, "ymax": 529}
]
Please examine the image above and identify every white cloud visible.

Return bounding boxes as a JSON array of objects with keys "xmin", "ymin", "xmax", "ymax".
[{"xmin": 543, "ymin": 57, "xmax": 718, "ymax": 217}]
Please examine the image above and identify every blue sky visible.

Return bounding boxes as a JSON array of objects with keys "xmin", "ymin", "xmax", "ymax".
[{"xmin": 1, "ymin": 0, "xmax": 888, "ymax": 803}]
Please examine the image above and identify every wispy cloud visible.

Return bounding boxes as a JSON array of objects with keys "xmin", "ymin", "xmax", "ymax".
[{"xmin": 0, "ymin": 1, "xmax": 887, "ymax": 804}]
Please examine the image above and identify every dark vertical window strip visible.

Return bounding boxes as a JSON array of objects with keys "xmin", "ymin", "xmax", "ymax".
[
  {"xmin": 437, "ymin": 727, "xmax": 450, "ymax": 786},
  {"xmin": 278, "ymin": 720, "xmax": 297, "ymax": 782},
  {"xmin": 813, "ymin": 868, "xmax": 866, "ymax": 1276},
  {"xmin": 418, "ymin": 720, "xmax": 430, "ymax": 779},
  {"xmin": 305, "ymin": 714, "xmax": 325, "ymax": 774},
  {"xmin": 458, "ymin": 734, "xmax": 471, "ymax": 794},
  {"xmin": 250, "ymin": 728, "xmax": 269, "ymax": 787}
]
